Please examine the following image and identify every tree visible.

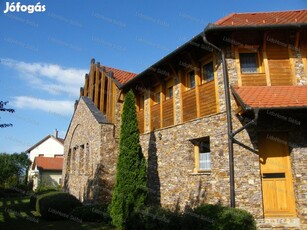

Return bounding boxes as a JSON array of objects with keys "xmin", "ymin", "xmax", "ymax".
[
  {"xmin": 0, "ymin": 152, "xmax": 31, "ymax": 188},
  {"xmin": 110, "ymin": 90, "xmax": 147, "ymax": 229},
  {"xmin": 0, "ymin": 101, "xmax": 15, "ymax": 128}
]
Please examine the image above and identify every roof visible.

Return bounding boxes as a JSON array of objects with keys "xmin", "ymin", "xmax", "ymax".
[
  {"xmin": 232, "ymin": 85, "xmax": 307, "ymax": 110},
  {"xmin": 32, "ymin": 156, "xmax": 64, "ymax": 171},
  {"xmin": 104, "ymin": 66, "xmax": 137, "ymax": 85},
  {"xmin": 215, "ymin": 10, "xmax": 307, "ymax": 26},
  {"xmin": 26, "ymin": 135, "xmax": 64, "ymax": 153}
]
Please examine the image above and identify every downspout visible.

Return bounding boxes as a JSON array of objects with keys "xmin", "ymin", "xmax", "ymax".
[{"xmin": 202, "ymin": 34, "xmax": 235, "ymax": 208}]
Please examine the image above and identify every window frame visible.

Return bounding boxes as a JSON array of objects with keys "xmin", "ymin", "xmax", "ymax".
[
  {"xmin": 152, "ymin": 85, "xmax": 161, "ymax": 105},
  {"xmin": 202, "ymin": 61, "xmax": 214, "ymax": 83},
  {"xmin": 186, "ymin": 70, "xmax": 196, "ymax": 90},
  {"xmin": 238, "ymin": 48, "xmax": 263, "ymax": 74},
  {"xmin": 192, "ymin": 137, "xmax": 211, "ymax": 173},
  {"xmin": 165, "ymin": 78, "xmax": 174, "ymax": 100}
]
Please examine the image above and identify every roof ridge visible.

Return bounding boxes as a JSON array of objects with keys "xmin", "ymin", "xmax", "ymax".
[
  {"xmin": 233, "ymin": 9, "xmax": 307, "ymax": 15},
  {"xmin": 104, "ymin": 65, "xmax": 137, "ymax": 75}
]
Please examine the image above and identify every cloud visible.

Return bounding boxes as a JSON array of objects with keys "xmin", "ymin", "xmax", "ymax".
[
  {"xmin": 12, "ymin": 96, "xmax": 74, "ymax": 116},
  {"xmin": 0, "ymin": 58, "xmax": 87, "ymax": 97}
]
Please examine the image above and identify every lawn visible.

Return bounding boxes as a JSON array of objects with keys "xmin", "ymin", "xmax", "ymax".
[{"xmin": 0, "ymin": 196, "xmax": 115, "ymax": 230}]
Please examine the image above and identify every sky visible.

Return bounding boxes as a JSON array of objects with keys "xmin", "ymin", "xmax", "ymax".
[{"xmin": 0, "ymin": 0, "xmax": 306, "ymax": 154}]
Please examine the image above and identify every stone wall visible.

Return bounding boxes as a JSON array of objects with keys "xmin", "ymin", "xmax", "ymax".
[{"xmin": 62, "ymin": 97, "xmax": 117, "ymax": 204}]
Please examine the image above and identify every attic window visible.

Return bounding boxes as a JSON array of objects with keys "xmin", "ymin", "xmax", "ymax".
[{"xmin": 239, "ymin": 53, "xmax": 258, "ymax": 73}]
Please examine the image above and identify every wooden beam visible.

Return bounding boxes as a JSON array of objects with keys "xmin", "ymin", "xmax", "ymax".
[
  {"xmin": 195, "ymin": 68, "xmax": 201, "ymax": 118},
  {"xmin": 263, "ymin": 33, "xmax": 271, "ymax": 86},
  {"xmin": 295, "ymin": 31, "xmax": 300, "ymax": 50},
  {"xmin": 88, "ymin": 62, "xmax": 95, "ymax": 100},
  {"xmin": 234, "ymin": 48, "xmax": 242, "ymax": 87},
  {"xmin": 288, "ymin": 47, "xmax": 297, "ymax": 86},
  {"xmin": 160, "ymin": 81, "xmax": 165, "ymax": 128},
  {"xmin": 94, "ymin": 66, "xmax": 100, "ymax": 108},
  {"xmin": 83, "ymin": 74, "xmax": 89, "ymax": 96},
  {"xmin": 213, "ymin": 53, "xmax": 220, "ymax": 113},
  {"xmin": 99, "ymin": 73, "xmax": 106, "ymax": 114},
  {"xmin": 179, "ymin": 70, "xmax": 184, "ymax": 123}
]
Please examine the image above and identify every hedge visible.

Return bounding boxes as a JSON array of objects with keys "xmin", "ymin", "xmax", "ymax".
[{"xmin": 37, "ymin": 192, "xmax": 82, "ymax": 220}]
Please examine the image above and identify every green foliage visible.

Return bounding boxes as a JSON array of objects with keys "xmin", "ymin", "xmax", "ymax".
[
  {"xmin": 0, "ymin": 101, "xmax": 15, "ymax": 128},
  {"xmin": 35, "ymin": 191, "xmax": 62, "ymax": 212},
  {"xmin": 70, "ymin": 204, "xmax": 111, "ymax": 223},
  {"xmin": 0, "ymin": 152, "xmax": 31, "ymax": 187},
  {"xmin": 30, "ymin": 188, "xmax": 58, "ymax": 210},
  {"xmin": 217, "ymin": 207, "xmax": 256, "ymax": 230},
  {"xmin": 37, "ymin": 192, "xmax": 82, "ymax": 220},
  {"xmin": 110, "ymin": 90, "xmax": 147, "ymax": 229},
  {"xmin": 125, "ymin": 204, "xmax": 256, "ymax": 230}
]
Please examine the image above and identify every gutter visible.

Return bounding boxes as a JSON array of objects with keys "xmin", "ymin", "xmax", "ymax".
[{"xmin": 202, "ymin": 34, "xmax": 236, "ymax": 208}]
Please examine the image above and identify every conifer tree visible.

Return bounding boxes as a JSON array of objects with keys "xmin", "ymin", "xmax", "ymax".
[{"xmin": 110, "ymin": 90, "xmax": 147, "ymax": 229}]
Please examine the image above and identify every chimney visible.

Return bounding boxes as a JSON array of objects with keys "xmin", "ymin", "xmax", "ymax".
[{"xmin": 54, "ymin": 129, "xmax": 58, "ymax": 138}]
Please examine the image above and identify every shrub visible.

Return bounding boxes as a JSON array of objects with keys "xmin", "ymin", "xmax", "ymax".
[
  {"xmin": 37, "ymin": 192, "xmax": 82, "ymax": 220},
  {"xmin": 70, "ymin": 204, "xmax": 111, "ymax": 223},
  {"xmin": 29, "ymin": 188, "xmax": 58, "ymax": 210},
  {"xmin": 182, "ymin": 204, "xmax": 224, "ymax": 229},
  {"xmin": 217, "ymin": 207, "xmax": 256, "ymax": 230},
  {"xmin": 126, "ymin": 206, "xmax": 182, "ymax": 230}
]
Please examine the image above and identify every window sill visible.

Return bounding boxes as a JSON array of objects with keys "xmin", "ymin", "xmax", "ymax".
[{"xmin": 189, "ymin": 171, "xmax": 211, "ymax": 176}]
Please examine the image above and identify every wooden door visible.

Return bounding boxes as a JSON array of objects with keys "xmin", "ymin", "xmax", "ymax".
[{"xmin": 258, "ymin": 133, "xmax": 296, "ymax": 217}]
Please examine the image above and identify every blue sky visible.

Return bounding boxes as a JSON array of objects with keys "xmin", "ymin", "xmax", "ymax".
[{"xmin": 0, "ymin": 0, "xmax": 306, "ymax": 153}]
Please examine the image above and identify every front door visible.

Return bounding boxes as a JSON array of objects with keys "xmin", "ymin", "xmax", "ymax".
[{"xmin": 258, "ymin": 133, "xmax": 296, "ymax": 217}]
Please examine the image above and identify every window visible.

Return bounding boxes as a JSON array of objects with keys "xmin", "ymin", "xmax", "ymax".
[
  {"xmin": 239, "ymin": 53, "xmax": 258, "ymax": 73},
  {"xmin": 165, "ymin": 78, "xmax": 174, "ymax": 100},
  {"xmin": 137, "ymin": 94, "xmax": 144, "ymax": 110},
  {"xmin": 192, "ymin": 136, "xmax": 211, "ymax": 173},
  {"xmin": 188, "ymin": 71, "xmax": 195, "ymax": 89},
  {"xmin": 199, "ymin": 141, "xmax": 211, "ymax": 171},
  {"xmin": 59, "ymin": 178, "xmax": 62, "ymax": 185},
  {"xmin": 202, "ymin": 62, "xmax": 214, "ymax": 82},
  {"xmin": 153, "ymin": 86, "xmax": 161, "ymax": 104}
]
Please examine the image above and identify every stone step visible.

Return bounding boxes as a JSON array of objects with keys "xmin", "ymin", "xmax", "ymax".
[{"xmin": 256, "ymin": 218, "xmax": 302, "ymax": 230}]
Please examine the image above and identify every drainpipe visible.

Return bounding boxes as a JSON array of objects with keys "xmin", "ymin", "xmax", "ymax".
[{"xmin": 202, "ymin": 34, "xmax": 235, "ymax": 208}]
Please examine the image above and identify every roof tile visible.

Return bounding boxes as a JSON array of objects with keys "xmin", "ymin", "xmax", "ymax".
[
  {"xmin": 33, "ymin": 157, "xmax": 64, "ymax": 171},
  {"xmin": 215, "ymin": 10, "xmax": 307, "ymax": 26},
  {"xmin": 104, "ymin": 66, "xmax": 137, "ymax": 85},
  {"xmin": 232, "ymin": 86, "xmax": 307, "ymax": 109}
]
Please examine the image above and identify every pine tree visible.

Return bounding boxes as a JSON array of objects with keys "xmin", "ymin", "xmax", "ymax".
[{"xmin": 110, "ymin": 90, "xmax": 147, "ymax": 229}]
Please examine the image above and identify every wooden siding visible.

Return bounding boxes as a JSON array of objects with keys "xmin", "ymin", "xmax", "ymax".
[
  {"xmin": 151, "ymin": 104, "xmax": 161, "ymax": 130},
  {"xmin": 182, "ymin": 89, "xmax": 197, "ymax": 122},
  {"xmin": 162, "ymin": 99, "xmax": 174, "ymax": 127},
  {"xmin": 241, "ymin": 73, "xmax": 267, "ymax": 86},
  {"xmin": 267, "ymin": 45, "xmax": 293, "ymax": 86},
  {"xmin": 198, "ymin": 81, "xmax": 217, "ymax": 117},
  {"xmin": 137, "ymin": 111, "xmax": 144, "ymax": 133}
]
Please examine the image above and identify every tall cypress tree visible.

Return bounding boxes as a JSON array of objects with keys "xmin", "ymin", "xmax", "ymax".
[{"xmin": 110, "ymin": 90, "xmax": 147, "ymax": 229}]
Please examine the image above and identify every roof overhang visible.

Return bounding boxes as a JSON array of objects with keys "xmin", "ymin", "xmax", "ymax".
[{"xmin": 231, "ymin": 85, "xmax": 307, "ymax": 112}]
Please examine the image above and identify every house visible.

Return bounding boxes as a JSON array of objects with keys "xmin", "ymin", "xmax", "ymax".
[
  {"xmin": 26, "ymin": 129, "xmax": 64, "ymax": 190},
  {"xmin": 62, "ymin": 10, "xmax": 307, "ymax": 229}
]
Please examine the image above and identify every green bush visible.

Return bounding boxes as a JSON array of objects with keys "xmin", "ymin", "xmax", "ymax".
[
  {"xmin": 182, "ymin": 204, "xmax": 224, "ymax": 229},
  {"xmin": 70, "ymin": 204, "xmax": 111, "ymax": 223},
  {"xmin": 37, "ymin": 192, "xmax": 82, "ymax": 220},
  {"xmin": 217, "ymin": 207, "xmax": 256, "ymax": 230},
  {"xmin": 126, "ymin": 206, "xmax": 181, "ymax": 230},
  {"xmin": 29, "ymin": 188, "xmax": 58, "ymax": 210}
]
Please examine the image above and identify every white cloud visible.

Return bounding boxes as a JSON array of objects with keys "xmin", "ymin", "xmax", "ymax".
[
  {"xmin": 0, "ymin": 58, "xmax": 87, "ymax": 97},
  {"xmin": 12, "ymin": 96, "xmax": 74, "ymax": 116}
]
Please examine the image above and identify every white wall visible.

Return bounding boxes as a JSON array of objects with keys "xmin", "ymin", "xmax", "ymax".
[{"xmin": 29, "ymin": 136, "xmax": 64, "ymax": 162}]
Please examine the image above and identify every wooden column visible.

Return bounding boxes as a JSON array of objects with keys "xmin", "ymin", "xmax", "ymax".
[
  {"xmin": 195, "ymin": 67, "xmax": 201, "ymax": 118},
  {"xmin": 262, "ymin": 33, "xmax": 271, "ymax": 86},
  {"xmin": 84, "ymin": 74, "xmax": 89, "ymax": 96},
  {"xmin": 94, "ymin": 65, "xmax": 100, "ymax": 107},
  {"xmin": 88, "ymin": 60, "xmax": 95, "ymax": 100},
  {"xmin": 99, "ymin": 73, "xmax": 106, "ymax": 114}
]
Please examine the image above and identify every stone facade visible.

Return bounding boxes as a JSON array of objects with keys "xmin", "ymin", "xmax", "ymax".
[{"xmin": 63, "ymin": 28, "xmax": 307, "ymax": 229}]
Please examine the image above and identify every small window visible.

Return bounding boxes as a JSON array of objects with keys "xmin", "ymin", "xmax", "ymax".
[
  {"xmin": 187, "ymin": 71, "xmax": 196, "ymax": 89},
  {"xmin": 239, "ymin": 53, "xmax": 258, "ymax": 73},
  {"xmin": 138, "ymin": 94, "xmax": 144, "ymax": 110},
  {"xmin": 152, "ymin": 86, "xmax": 161, "ymax": 105},
  {"xmin": 167, "ymin": 87, "xmax": 173, "ymax": 99},
  {"xmin": 155, "ymin": 92, "xmax": 160, "ymax": 104},
  {"xmin": 202, "ymin": 62, "xmax": 214, "ymax": 82},
  {"xmin": 199, "ymin": 141, "xmax": 211, "ymax": 171},
  {"xmin": 192, "ymin": 136, "xmax": 211, "ymax": 173}
]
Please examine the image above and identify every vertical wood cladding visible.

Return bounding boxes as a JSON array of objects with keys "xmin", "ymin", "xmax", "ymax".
[
  {"xmin": 182, "ymin": 89, "xmax": 197, "ymax": 122},
  {"xmin": 198, "ymin": 81, "xmax": 217, "ymax": 117},
  {"xmin": 162, "ymin": 99, "xmax": 174, "ymax": 127},
  {"xmin": 266, "ymin": 33, "xmax": 294, "ymax": 86},
  {"xmin": 151, "ymin": 104, "xmax": 161, "ymax": 130}
]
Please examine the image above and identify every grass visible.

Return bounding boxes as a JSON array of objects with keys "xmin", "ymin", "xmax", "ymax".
[{"xmin": 0, "ymin": 196, "xmax": 116, "ymax": 230}]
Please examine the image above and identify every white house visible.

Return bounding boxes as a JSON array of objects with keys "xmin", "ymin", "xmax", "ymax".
[{"xmin": 26, "ymin": 129, "xmax": 64, "ymax": 190}]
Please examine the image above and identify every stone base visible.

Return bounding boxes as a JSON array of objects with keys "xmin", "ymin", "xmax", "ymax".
[{"xmin": 257, "ymin": 218, "xmax": 302, "ymax": 230}]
